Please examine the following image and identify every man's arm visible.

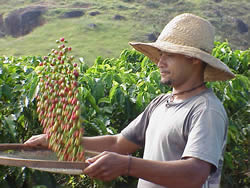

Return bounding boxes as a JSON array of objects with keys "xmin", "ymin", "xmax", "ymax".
[
  {"xmin": 129, "ymin": 156, "xmax": 211, "ymax": 188},
  {"xmin": 84, "ymin": 152, "xmax": 211, "ymax": 188},
  {"xmin": 81, "ymin": 133, "xmax": 140, "ymax": 154},
  {"xmin": 24, "ymin": 133, "xmax": 140, "ymax": 155}
]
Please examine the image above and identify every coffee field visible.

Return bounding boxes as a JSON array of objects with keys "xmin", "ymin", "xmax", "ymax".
[{"xmin": 0, "ymin": 41, "xmax": 249, "ymax": 188}]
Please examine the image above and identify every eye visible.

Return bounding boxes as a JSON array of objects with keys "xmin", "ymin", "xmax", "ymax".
[
  {"xmin": 167, "ymin": 53, "xmax": 174, "ymax": 57},
  {"xmin": 158, "ymin": 50, "xmax": 163, "ymax": 57}
]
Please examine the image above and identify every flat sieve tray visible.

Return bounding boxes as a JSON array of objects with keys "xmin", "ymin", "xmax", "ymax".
[{"xmin": 0, "ymin": 144, "xmax": 98, "ymax": 175}]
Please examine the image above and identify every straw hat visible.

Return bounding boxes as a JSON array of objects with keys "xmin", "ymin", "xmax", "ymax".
[{"xmin": 129, "ymin": 13, "xmax": 235, "ymax": 81}]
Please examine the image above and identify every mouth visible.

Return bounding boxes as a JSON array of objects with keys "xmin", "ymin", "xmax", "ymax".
[{"xmin": 160, "ymin": 71, "xmax": 170, "ymax": 75}]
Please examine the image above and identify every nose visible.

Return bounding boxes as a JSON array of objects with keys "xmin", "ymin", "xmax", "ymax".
[{"xmin": 157, "ymin": 54, "xmax": 167, "ymax": 68}]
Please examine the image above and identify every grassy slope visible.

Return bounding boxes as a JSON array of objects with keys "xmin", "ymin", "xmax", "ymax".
[{"xmin": 0, "ymin": 0, "xmax": 249, "ymax": 65}]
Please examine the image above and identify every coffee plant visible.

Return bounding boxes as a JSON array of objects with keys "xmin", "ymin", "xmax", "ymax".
[{"xmin": 0, "ymin": 41, "xmax": 249, "ymax": 188}]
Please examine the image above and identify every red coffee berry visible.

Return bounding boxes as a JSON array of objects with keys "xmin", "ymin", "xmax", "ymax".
[{"xmin": 36, "ymin": 37, "xmax": 85, "ymax": 162}]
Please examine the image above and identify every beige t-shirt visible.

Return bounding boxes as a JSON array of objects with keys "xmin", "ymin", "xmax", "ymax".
[{"xmin": 121, "ymin": 89, "xmax": 228, "ymax": 188}]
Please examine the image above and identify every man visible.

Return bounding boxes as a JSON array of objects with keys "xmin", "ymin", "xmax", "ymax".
[{"xmin": 25, "ymin": 13, "xmax": 235, "ymax": 188}]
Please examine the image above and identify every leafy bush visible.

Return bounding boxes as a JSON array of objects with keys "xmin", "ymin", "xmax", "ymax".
[
  {"xmin": 0, "ymin": 42, "xmax": 249, "ymax": 187},
  {"xmin": 211, "ymin": 42, "xmax": 249, "ymax": 188}
]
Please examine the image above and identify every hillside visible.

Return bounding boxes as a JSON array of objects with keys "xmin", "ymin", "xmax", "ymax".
[{"xmin": 0, "ymin": 0, "xmax": 249, "ymax": 64}]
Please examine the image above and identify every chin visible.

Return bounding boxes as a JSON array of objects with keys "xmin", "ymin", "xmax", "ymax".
[{"xmin": 160, "ymin": 79, "xmax": 172, "ymax": 86}]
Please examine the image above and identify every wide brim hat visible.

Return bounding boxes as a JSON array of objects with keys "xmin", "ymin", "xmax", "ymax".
[{"xmin": 129, "ymin": 13, "xmax": 235, "ymax": 82}]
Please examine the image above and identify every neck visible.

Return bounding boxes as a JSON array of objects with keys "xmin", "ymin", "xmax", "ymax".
[
  {"xmin": 171, "ymin": 82, "xmax": 206, "ymax": 101},
  {"xmin": 173, "ymin": 82, "xmax": 205, "ymax": 96}
]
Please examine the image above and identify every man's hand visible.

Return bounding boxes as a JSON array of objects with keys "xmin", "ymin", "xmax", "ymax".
[
  {"xmin": 83, "ymin": 151, "xmax": 129, "ymax": 182},
  {"xmin": 24, "ymin": 134, "xmax": 48, "ymax": 148}
]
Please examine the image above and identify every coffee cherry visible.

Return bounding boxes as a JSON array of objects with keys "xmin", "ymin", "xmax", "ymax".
[{"xmin": 36, "ymin": 38, "xmax": 85, "ymax": 162}]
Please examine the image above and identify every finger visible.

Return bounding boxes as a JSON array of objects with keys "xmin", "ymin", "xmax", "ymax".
[
  {"xmin": 87, "ymin": 164, "xmax": 107, "ymax": 178},
  {"xmin": 84, "ymin": 152, "xmax": 109, "ymax": 175},
  {"xmin": 24, "ymin": 134, "xmax": 47, "ymax": 146},
  {"xmin": 84, "ymin": 158, "xmax": 103, "ymax": 174},
  {"xmin": 24, "ymin": 135, "xmax": 40, "ymax": 144},
  {"xmin": 86, "ymin": 151, "xmax": 108, "ymax": 163},
  {"xmin": 84, "ymin": 162, "xmax": 106, "ymax": 178}
]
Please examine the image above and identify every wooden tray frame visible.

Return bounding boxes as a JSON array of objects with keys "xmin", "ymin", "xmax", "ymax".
[{"xmin": 0, "ymin": 144, "xmax": 98, "ymax": 174}]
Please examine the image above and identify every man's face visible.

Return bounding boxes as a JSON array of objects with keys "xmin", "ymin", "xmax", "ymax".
[{"xmin": 157, "ymin": 52, "xmax": 194, "ymax": 87}]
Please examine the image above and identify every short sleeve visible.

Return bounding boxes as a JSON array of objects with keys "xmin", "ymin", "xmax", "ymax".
[
  {"xmin": 121, "ymin": 112, "xmax": 147, "ymax": 147},
  {"xmin": 182, "ymin": 108, "xmax": 228, "ymax": 170},
  {"xmin": 121, "ymin": 94, "xmax": 168, "ymax": 147}
]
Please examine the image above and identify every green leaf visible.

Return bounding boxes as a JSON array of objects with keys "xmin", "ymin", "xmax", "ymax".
[
  {"xmin": 102, "ymin": 72, "xmax": 113, "ymax": 89},
  {"xmin": 92, "ymin": 79, "xmax": 104, "ymax": 101},
  {"xmin": 4, "ymin": 115, "xmax": 17, "ymax": 139},
  {"xmin": 79, "ymin": 58, "xmax": 89, "ymax": 73},
  {"xmin": 94, "ymin": 56, "xmax": 104, "ymax": 65},
  {"xmin": 2, "ymin": 85, "xmax": 12, "ymax": 99},
  {"xmin": 87, "ymin": 92, "xmax": 100, "ymax": 113},
  {"xmin": 0, "ymin": 86, "xmax": 2, "ymax": 98},
  {"xmin": 136, "ymin": 92, "xmax": 143, "ymax": 108},
  {"xmin": 93, "ymin": 118, "xmax": 108, "ymax": 135},
  {"xmin": 28, "ymin": 76, "xmax": 39, "ymax": 102},
  {"xmin": 98, "ymin": 97, "xmax": 110, "ymax": 104},
  {"xmin": 109, "ymin": 81, "xmax": 119, "ymax": 102}
]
